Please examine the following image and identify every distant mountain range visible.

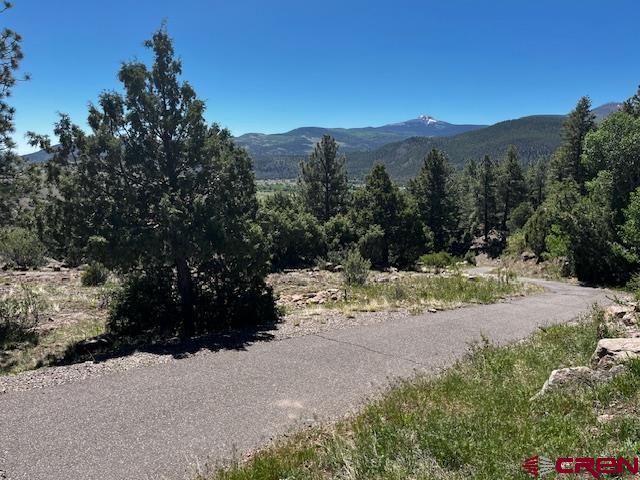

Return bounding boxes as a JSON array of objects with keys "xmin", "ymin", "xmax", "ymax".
[
  {"xmin": 23, "ymin": 102, "xmax": 623, "ymax": 181},
  {"xmin": 235, "ymin": 115, "xmax": 486, "ymax": 156}
]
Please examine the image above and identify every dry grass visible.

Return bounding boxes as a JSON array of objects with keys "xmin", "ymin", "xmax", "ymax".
[{"xmin": 0, "ymin": 269, "xmax": 111, "ymax": 375}]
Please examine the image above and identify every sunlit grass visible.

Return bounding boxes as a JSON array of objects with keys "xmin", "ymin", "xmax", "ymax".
[{"xmin": 334, "ymin": 274, "xmax": 540, "ymax": 314}]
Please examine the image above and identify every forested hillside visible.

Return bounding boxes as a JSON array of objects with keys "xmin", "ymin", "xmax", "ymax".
[{"xmin": 345, "ymin": 115, "xmax": 565, "ymax": 180}]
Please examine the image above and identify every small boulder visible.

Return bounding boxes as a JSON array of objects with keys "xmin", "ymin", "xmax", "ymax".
[
  {"xmin": 532, "ymin": 365, "xmax": 626, "ymax": 399},
  {"xmin": 521, "ymin": 251, "xmax": 537, "ymax": 262},
  {"xmin": 622, "ymin": 312, "xmax": 637, "ymax": 326},
  {"xmin": 592, "ymin": 338, "xmax": 640, "ymax": 369},
  {"xmin": 604, "ymin": 304, "xmax": 632, "ymax": 322}
]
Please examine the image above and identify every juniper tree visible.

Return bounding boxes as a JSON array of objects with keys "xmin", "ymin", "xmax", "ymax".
[
  {"xmin": 29, "ymin": 28, "xmax": 272, "ymax": 336},
  {"xmin": 298, "ymin": 134, "xmax": 348, "ymax": 222}
]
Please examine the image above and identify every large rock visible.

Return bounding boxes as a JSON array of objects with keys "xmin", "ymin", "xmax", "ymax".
[
  {"xmin": 604, "ymin": 304, "xmax": 633, "ymax": 321},
  {"xmin": 532, "ymin": 365, "xmax": 626, "ymax": 399},
  {"xmin": 592, "ymin": 338, "xmax": 640, "ymax": 369}
]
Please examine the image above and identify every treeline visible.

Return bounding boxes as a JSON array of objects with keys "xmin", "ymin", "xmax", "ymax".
[{"xmin": 262, "ymin": 135, "xmax": 547, "ymax": 270}]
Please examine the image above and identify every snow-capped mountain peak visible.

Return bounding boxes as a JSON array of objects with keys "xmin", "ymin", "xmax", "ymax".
[{"xmin": 417, "ymin": 114, "xmax": 439, "ymax": 125}]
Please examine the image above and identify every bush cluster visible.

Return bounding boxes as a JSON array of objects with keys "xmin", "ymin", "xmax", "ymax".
[
  {"xmin": 419, "ymin": 252, "xmax": 455, "ymax": 269},
  {"xmin": 0, "ymin": 227, "xmax": 46, "ymax": 269},
  {"xmin": 81, "ymin": 262, "xmax": 110, "ymax": 286}
]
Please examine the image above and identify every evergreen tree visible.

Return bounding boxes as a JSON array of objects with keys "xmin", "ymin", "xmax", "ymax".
[
  {"xmin": 298, "ymin": 134, "xmax": 348, "ymax": 222},
  {"xmin": 476, "ymin": 155, "xmax": 498, "ymax": 241},
  {"xmin": 0, "ymin": 2, "xmax": 28, "ymax": 226},
  {"xmin": 409, "ymin": 149, "xmax": 458, "ymax": 252},
  {"xmin": 622, "ymin": 85, "xmax": 640, "ymax": 118},
  {"xmin": 582, "ymin": 110, "xmax": 640, "ymax": 219},
  {"xmin": 28, "ymin": 28, "xmax": 272, "ymax": 336},
  {"xmin": 456, "ymin": 159, "xmax": 478, "ymax": 240},
  {"xmin": 549, "ymin": 96, "xmax": 596, "ymax": 187},
  {"xmin": 351, "ymin": 164, "xmax": 423, "ymax": 266},
  {"xmin": 497, "ymin": 146, "xmax": 527, "ymax": 232},
  {"xmin": 526, "ymin": 158, "xmax": 547, "ymax": 208}
]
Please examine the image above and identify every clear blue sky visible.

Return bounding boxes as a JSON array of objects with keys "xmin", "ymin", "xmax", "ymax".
[{"xmin": 6, "ymin": 0, "xmax": 640, "ymax": 154}]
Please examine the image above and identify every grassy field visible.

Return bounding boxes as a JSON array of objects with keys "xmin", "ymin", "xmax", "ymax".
[{"xmin": 201, "ymin": 310, "xmax": 640, "ymax": 479}]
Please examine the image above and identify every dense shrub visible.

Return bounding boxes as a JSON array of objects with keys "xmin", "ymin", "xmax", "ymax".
[
  {"xmin": 81, "ymin": 262, "xmax": 110, "ymax": 287},
  {"xmin": 323, "ymin": 213, "xmax": 358, "ymax": 253},
  {"xmin": 0, "ymin": 227, "xmax": 46, "ymax": 269},
  {"xmin": 419, "ymin": 251, "xmax": 455, "ymax": 269},
  {"xmin": 108, "ymin": 268, "xmax": 279, "ymax": 337},
  {"xmin": 358, "ymin": 224, "xmax": 386, "ymax": 267},
  {"xmin": 506, "ymin": 202, "xmax": 533, "ymax": 232},
  {"xmin": 107, "ymin": 271, "xmax": 179, "ymax": 337},
  {"xmin": 627, "ymin": 272, "xmax": 640, "ymax": 300},
  {"xmin": 504, "ymin": 230, "xmax": 526, "ymax": 257},
  {"xmin": 342, "ymin": 248, "xmax": 370, "ymax": 286},
  {"xmin": 259, "ymin": 192, "xmax": 326, "ymax": 269},
  {"xmin": 464, "ymin": 250, "xmax": 477, "ymax": 265}
]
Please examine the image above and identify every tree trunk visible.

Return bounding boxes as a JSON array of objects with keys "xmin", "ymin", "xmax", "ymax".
[{"xmin": 176, "ymin": 256, "xmax": 195, "ymax": 337}]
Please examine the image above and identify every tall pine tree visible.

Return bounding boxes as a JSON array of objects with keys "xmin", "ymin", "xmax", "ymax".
[
  {"xmin": 549, "ymin": 96, "xmax": 596, "ymax": 188},
  {"xmin": 497, "ymin": 146, "xmax": 527, "ymax": 232},
  {"xmin": 298, "ymin": 134, "xmax": 348, "ymax": 222},
  {"xmin": 476, "ymin": 155, "xmax": 498, "ymax": 241},
  {"xmin": 409, "ymin": 149, "xmax": 458, "ymax": 251}
]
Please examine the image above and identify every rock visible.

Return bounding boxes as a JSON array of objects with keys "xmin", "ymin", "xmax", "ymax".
[
  {"xmin": 428, "ymin": 308, "xmax": 437, "ymax": 313},
  {"xmin": 597, "ymin": 414, "xmax": 616, "ymax": 424},
  {"xmin": 532, "ymin": 365, "xmax": 626, "ymax": 399},
  {"xmin": 291, "ymin": 294, "xmax": 304, "ymax": 303},
  {"xmin": 520, "ymin": 251, "xmax": 537, "ymax": 262},
  {"xmin": 605, "ymin": 304, "xmax": 631, "ymax": 321},
  {"xmin": 592, "ymin": 338, "xmax": 640, "ymax": 369},
  {"xmin": 333, "ymin": 265, "xmax": 344, "ymax": 272},
  {"xmin": 622, "ymin": 312, "xmax": 637, "ymax": 326}
]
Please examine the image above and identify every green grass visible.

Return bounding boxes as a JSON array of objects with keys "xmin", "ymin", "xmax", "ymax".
[
  {"xmin": 336, "ymin": 274, "xmax": 537, "ymax": 314},
  {"xmin": 202, "ymin": 311, "xmax": 640, "ymax": 479}
]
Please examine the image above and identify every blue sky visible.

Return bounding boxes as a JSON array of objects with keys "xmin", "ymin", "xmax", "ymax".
[{"xmin": 6, "ymin": 0, "xmax": 640, "ymax": 154}]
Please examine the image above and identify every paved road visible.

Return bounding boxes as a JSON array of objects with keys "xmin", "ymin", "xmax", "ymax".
[{"xmin": 0, "ymin": 277, "xmax": 612, "ymax": 480}]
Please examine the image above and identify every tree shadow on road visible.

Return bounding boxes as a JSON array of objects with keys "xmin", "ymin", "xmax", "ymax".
[{"xmin": 41, "ymin": 315, "xmax": 281, "ymax": 368}]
